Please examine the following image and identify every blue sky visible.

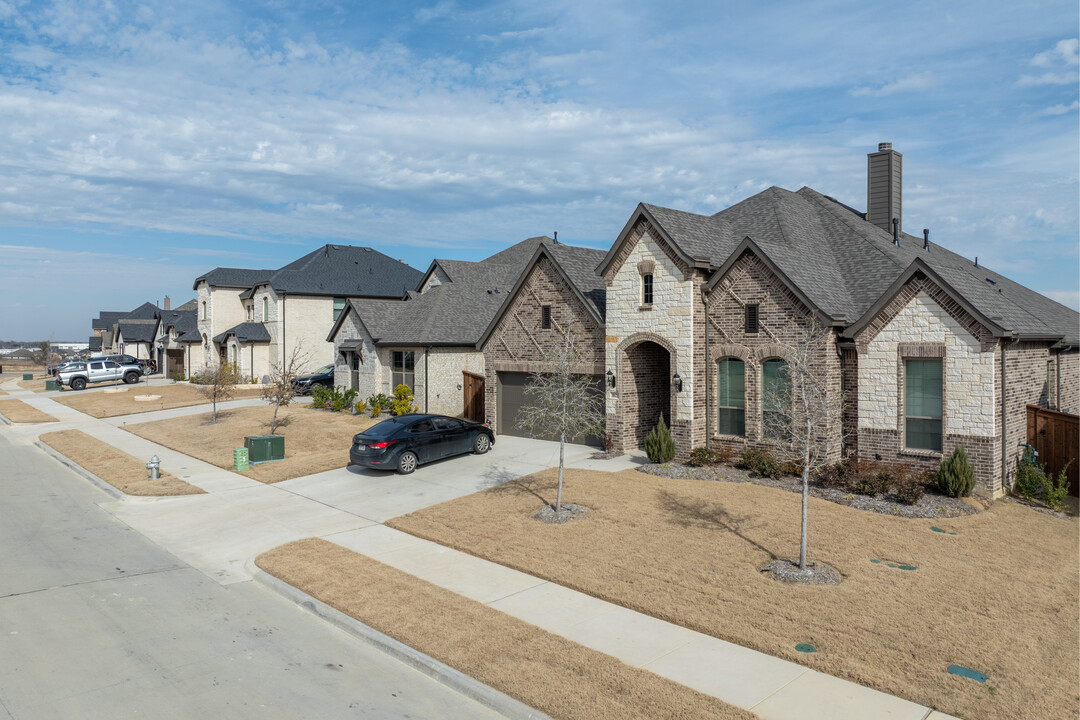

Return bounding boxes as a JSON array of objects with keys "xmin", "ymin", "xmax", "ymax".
[{"xmin": 0, "ymin": 0, "xmax": 1077, "ymax": 340}]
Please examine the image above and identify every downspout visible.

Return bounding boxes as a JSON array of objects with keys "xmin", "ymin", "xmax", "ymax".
[
  {"xmin": 425, "ymin": 346, "xmax": 431, "ymax": 413},
  {"xmin": 702, "ymin": 287, "xmax": 711, "ymax": 450}
]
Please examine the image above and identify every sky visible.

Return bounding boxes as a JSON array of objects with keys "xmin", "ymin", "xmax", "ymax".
[{"xmin": 0, "ymin": 0, "xmax": 1077, "ymax": 341}]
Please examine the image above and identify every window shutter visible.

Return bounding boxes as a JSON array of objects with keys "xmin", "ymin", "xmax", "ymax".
[
  {"xmin": 745, "ymin": 304, "xmax": 759, "ymax": 334},
  {"xmin": 541, "ymin": 305, "xmax": 552, "ymax": 329}
]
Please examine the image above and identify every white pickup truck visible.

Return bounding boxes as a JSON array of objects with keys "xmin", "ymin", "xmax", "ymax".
[{"xmin": 56, "ymin": 359, "xmax": 144, "ymax": 391}]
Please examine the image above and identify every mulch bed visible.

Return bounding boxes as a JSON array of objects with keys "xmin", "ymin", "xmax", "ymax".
[{"xmin": 638, "ymin": 462, "xmax": 989, "ymax": 518}]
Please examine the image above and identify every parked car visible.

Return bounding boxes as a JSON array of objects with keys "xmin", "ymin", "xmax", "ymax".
[
  {"xmin": 349, "ymin": 413, "xmax": 495, "ymax": 474},
  {"xmin": 292, "ymin": 364, "xmax": 335, "ymax": 394},
  {"xmin": 49, "ymin": 359, "xmax": 83, "ymax": 376},
  {"xmin": 56, "ymin": 359, "xmax": 143, "ymax": 390}
]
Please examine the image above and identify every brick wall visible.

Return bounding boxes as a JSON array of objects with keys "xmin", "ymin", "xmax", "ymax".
[
  {"xmin": 1055, "ymin": 350, "xmax": 1079, "ymax": 414},
  {"xmin": 703, "ymin": 251, "xmax": 843, "ymax": 463},
  {"xmin": 481, "ymin": 255, "xmax": 605, "ymax": 432},
  {"xmin": 1002, "ymin": 341, "xmax": 1050, "ymax": 491}
]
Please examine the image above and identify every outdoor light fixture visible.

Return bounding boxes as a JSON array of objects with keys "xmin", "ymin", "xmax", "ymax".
[
  {"xmin": 672, "ymin": 372, "xmax": 683, "ymax": 392},
  {"xmin": 146, "ymin": 455, "xmax": 161, "ymax": 480},
  {"xmin": 606, "ymin": 369, "xmax": 615, "ymax": 388}
]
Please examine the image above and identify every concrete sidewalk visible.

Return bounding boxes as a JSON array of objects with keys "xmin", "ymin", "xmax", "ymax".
[{"xmin": 1, "ymin": 380, "xmax": 958, "ymax": 720}]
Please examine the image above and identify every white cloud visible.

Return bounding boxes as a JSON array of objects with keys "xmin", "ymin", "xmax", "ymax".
[
  {"xmin": 851, "ymin": 72, "xmax": 934, "ymax": 97},
  {"xmin": 1039, "ymin": 100, "xmax": 1080, "ymax": 116},
  {"xmin": 415, "ymin": 1, "xmax": 454, "ymax": 23},
  {"xmin": 1017, "ymin": 71, "xmax": 1078, "ymax": 86},
  {"xmin": 1031, "ymin": 38, "xmax": 1079, "ymax": 67}
]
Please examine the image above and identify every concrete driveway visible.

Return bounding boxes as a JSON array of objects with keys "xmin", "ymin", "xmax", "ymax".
[{"xmin": 97, "ymin": 434, "xmax": 645, "ymax": 585}]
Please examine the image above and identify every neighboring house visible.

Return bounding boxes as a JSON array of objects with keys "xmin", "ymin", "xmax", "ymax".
[
  {"xmin": 92, "ymin": 302, "xmax": 161, "ymax": 359},
  {"xmin": 193, "ymin": 245, "xmax": 422, "ymax": 381},
  {"xmin": 326, "ymin": 236, "xmax": 606, "ymax": 422},
  {"xmin": 155, "ymin": 298, "xmax": 201, "ymax": 377},
  {"xmin": 593, "ymin": 143, "xmax": 1078, "ymax": 496}
]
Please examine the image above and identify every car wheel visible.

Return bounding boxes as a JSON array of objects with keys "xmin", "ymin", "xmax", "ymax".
[
  {"xmin": 71, "ymin": 377, "xmax": 87, "ymax": 391},
  {"xmin": 124, "ymin": 371, "xmax": 141, "ymax": 384},
  {"xmin": 473, "ymin": 433, "xmax": 491, "ymax": 454},
  {"xmin": 397, "ymin": 451, "xmax": 418, "ymax": 475}
]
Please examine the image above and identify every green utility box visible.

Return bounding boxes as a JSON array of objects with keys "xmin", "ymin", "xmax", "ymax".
[
  {"xmin": 233, "ymin": 447, "xmax": 250, "ymax": 471},
  {"xmin": 244, "ymin": 435, "xmax": 285, "ymax": 464},
  {"xmin": 22, "ymin": 373, "xmax": 33, "ymax": 381},
  {"xmin": 45, "ymin": 380, "xmax": 59, "ymax": 391}
]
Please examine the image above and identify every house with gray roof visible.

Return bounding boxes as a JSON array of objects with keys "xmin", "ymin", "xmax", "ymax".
[
  {"xmin": 193, "ymin": 245, "xmax": 423, "ymax": 381},
  {"xmin": 154, "ymin": 299, "xmax": 200, "ymax": 377},
  {"xmin": 598, "ymin": 143, "xmax": 1078, "ymax": 496},
  {"xmin": 327, "ymin": 236, "xmax": 607, "ymax": 420}
]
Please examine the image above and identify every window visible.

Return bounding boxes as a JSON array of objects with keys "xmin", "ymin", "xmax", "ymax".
[
  {"xmin": 201, "ymin": 302, "xmax": 207, "ymax": 320},
  {"xmin": 745, "ymin": 304, "xmax": 759, "ymax": 334},
  {"xmin": 263, "ymin": 297, "xmax": 269, "ymax": 321},
  {"xmin": 409, "ymin": 419, "xmax": 434, "ymax": 433},
  {"xmin": 716, "ymin": 358, "xmax": 745, "ymax": 436},
  {"xmin": 905, "ymin": 358, "xmax": 942, "ymax": 452},
  {"xmin": 541, "ymin": 305, "xmax": 552, "ymax": 329},
  {"xmin": 333, "ymin": 297, "xmax": 346, "ymax": 322},
  {"xmin": 642, "ymin": 273, "xmax": 654, "ymax": 305},
  {"xmin": 246, "ymin": 304, "xmax": 253, "ymax": 321},
  {"xmin": 761, "ymin": 358, "xmax": 790, "ymax": 439},
  {"xmin": 392, "ymin": 351, "xmax": 415, "ymax": 391}
]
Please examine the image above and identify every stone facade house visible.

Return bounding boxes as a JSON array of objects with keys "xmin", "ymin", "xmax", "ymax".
[
  {"xmin": 193, "ymin": 245, "xmax": 422, "ymax": 381},
  {"xmin": 326, "ymin": 236, "xmax": 607, "ymax": 424},
  {"xmin": 154, "ymin": 300, "xmax": 202, "ymax": 377},
  {"xmin": 596, "ymin": 143, "xmax": 1079, "ymax": 496}
]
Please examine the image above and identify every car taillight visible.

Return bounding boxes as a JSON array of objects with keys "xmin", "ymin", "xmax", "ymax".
[{"xmin": 369, "ymin": 440, "xmax": 396, "ymax": 450}]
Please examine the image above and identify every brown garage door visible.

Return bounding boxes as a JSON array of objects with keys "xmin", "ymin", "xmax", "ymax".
[{"xmin": 497, "ymin": 371, "xmax": 604, "ymax": 447}]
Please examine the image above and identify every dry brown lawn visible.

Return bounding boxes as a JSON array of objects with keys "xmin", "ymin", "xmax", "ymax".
[
  {"xmin": 387, "ymin": 468, "xmax": 1080, "ymax": 720},
  {"xmin": 0, "ymin": 399, "xmax": 58, "ymax": 423},
  {"xmin": 53, "ymin": 383, "xmax": 264, "ymax": 418},
  {"xmin": 39, "ymin": 430, "xmax": 204, "ymax": 496},
  {"xmin": 126, "ymin": 405, "xmax": 378, "ymax": 483},
  {"xmin": 17, "ymin": 378, "xmax": 48, "ymax": 392},
  {"xmin": 257, "ymin": 538, "xmax": 754, "ymax": 720}
]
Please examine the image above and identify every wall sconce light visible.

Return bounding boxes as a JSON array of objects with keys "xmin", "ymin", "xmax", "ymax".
[
  {"xmin": 606, "ymin": 369, "xmax": 615, "ymax": 388},
  {"xmin": 672, "ymin": 372, "xmax": 683, "ymax": 392}
]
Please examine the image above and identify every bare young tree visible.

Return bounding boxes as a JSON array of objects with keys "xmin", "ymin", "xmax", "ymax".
[
  {"xmin": 761, "ymin": 319, "xmax": 846, "ymax": 570},
  {"xmin": 516, "ymin": 330, "xmax": 605, "ymax": 513},
  {"xmin": 34, "ymin": 340, "xmax": 52, "ymax": 368},
  {"xmin": 195, "ymin": 361, "xmax": 241, "ymax": 423},
  {"xmin": 262, "ymin": 345, "xmax": 308, "ymax": 434}
]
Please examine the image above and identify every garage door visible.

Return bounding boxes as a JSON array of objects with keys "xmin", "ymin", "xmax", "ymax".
[{"xmin": 497, "ymin": 372, "xmax": 604, "ymax": 446}]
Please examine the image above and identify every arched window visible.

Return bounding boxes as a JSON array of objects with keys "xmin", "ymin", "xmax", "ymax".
[
  {"xmin": 761, "ymin": 358, "xmax": 790, "ymax": 439},
  {"xmin": 263, "ymin": 297, "xmax": 269, "ymax": 321},
  {"xmin": 201, "ymin": 301, "xmax": 207, "ymax": 320},
  {"xmin": 716, "ymin": 358, "xmax": 745, "ymax": 436}
]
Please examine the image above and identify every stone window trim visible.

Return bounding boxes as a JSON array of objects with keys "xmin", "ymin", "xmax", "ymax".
[
  {"xmin": 636, "ymin": 260, "xmax": 656, "ymax": 275},
  {"xmin": 897, "ymin": 345, "xmax": 947, "ymax": 458}
]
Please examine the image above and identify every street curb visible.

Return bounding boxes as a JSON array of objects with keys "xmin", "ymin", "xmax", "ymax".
[
  {"xmin": 245, "ymin": 556, "xmax": 553, "ymax": 720},
  {"xmin": 34, "ymin": 440, "xmax": 124, "ymax": 500}
]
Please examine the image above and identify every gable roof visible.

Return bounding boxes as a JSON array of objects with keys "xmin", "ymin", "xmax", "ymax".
[
  {"xmin": 263, "ymin": 244, "xmax": 423, "ymax": 297},
  {"xmin": 193, "ymin": 267, "xmax": 273, "ymax": 290},
  {"xmin": 117, "ymin": 320, "xmax": 159, "ymax": 343},
  {"xmin": 618, "ymin": 186, "xmax": 1077, "ymax": 344},
  {"xmin": 212, "ymin": 322, "xmax": 271, "ymax": 344}
]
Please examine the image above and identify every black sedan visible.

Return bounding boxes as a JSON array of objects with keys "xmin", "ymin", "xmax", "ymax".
[
  {"xmin": 292, "ymin": 364, "xmax": 335, "ymax": 394},
  {"xmin": 349, "ymin": 413, "xmax": 495, "ymax": 474}
]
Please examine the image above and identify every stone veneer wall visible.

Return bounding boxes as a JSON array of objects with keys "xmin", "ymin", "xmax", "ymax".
[
  {"xmin": 331, "ymin": 311, "xmax": 381, "ymax": 400},
  {"xmin": 703, "ymin": 251, "xmax": 843, "ymax": 462},
  {"xmin": 481, "ymin": 255, "xmax": 605, "ymax": 433},
  {"xmin": 603, "ymin": 220, "xmax": 697, "ymax": 455},
  {"xmin": 854, "ymin": 275, "xmax": 1004, "ymax": 493}
]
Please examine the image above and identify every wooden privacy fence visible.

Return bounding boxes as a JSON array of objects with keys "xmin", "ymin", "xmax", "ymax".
[
  {"xmin": 1027, "ymin": 405, "xmax": 1079, "ymax": 497},
  {"xmin": 463, "ymin": 371, "xmax": 485, "ymax": 422}
]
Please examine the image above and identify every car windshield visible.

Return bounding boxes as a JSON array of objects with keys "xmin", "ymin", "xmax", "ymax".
[
  {"xmin": 315, "ymin": 365, "xmax": 334, "ymax": 374},
  {"xmin": 363, "ymin": 418, "xmax": 407, "ymax": 438}
]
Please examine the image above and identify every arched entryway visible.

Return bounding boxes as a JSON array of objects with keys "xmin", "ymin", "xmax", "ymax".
[{"xmin": 622, "ymin": 340, "xmax": 672, "ymax": 448}]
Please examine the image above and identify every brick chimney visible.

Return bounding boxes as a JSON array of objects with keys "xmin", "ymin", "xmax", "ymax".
[
  {"xmin": 867, "ymin": 142, "xmax": 902, "ymax": 235},
  {"xmin": 163, "ymin": 295, "xmax": 171, "ymax": 311}
]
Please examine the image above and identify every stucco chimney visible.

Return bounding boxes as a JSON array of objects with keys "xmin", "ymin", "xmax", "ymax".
[
  {"xmin": 163, "ymin": 295, "xmax": 171, "ymax": 311},
  {"xmin": 867, "ymin": 142, "xmax": 902, "ymax": 235}
]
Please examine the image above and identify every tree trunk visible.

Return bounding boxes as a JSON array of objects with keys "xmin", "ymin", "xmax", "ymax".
[
  {"xmin": 556, "ymin": 434, "xmax": 565, "ymax": 513},
  {"xmin": 799, "ymin": 466, "xmax": 809, "ymax": 570}
]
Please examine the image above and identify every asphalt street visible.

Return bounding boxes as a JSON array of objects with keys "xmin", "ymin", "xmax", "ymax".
[{"xmin": 0, "ymin": 431, "xmax": 503, "ymax": 719}]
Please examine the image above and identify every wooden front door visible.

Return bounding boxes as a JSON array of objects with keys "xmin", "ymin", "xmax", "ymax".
[{"xmin": 463, "ymin": 371, "xmax": 485, "ymax": 422}]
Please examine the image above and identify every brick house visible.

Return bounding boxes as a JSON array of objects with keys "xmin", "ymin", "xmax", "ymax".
[
  {"xmin": 193, "ymin": 245, "xmax": 422, "ymax": 381},
  {"xmin": 597, "ymin": 143, "xmax": 1078, "ymax": 496},
  {"xmin": 326, "ymin": 236, "xmax": 605, "ymax": 422}
]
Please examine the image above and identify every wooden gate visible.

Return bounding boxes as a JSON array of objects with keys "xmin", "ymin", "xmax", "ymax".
[
  {"xmin": 1027, "ymin": 405, "xmax": 1079, "ymax": 496},
  {"xmin": 463, "ymin": 371, "xmax": 485, "ymax": 422}
]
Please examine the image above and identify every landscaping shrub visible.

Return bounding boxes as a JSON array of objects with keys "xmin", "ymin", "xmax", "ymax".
[
  {"xmin": 330, "ymin": 387, "xmax": 358, "ymax": 413},
  {"xmin": 1013, "ymin": 451, "xmax": 1046, "ymax": 500},
  {"xmin": 644, "ymin": 416, "xmax": 676, "ymax": 463},
  {"xmin": 852, "ymin": 466, "xmax": 892, "ymax": 496},
  {"xmin": 813, "ymin": 457, "xmax": 854, "ymax": 490},
  {"xmin": 736, "ymin": 448, "xmax": 782, "ymax": 479},
  {"xmin": 390, "ymin": 384, "xmax": 418, "ymax": 416},
  {"xmin": 936, "ymin": 445, "xmax": 975, "ymax": 498},
  {"xmin": 171, "ymin": 372, "xmax": 186, "ymax": 383},
  {"xmin": 688, "ymin": 446, "xmax": 716, "ymax": 467},
  {"xmin": 367, "ymin": 393, "xmax": 392, "ymax": 415},
  {"xmin": 352, "ymin": 398, "xmax": 369, "ymax": 416},
  {"xmin": 713, "ymin": 445, "xmax": 734, "ymax": 464},
  {"xmin": 310, "ymin": 385, "xmax": 332, "ymax": 409},
  {"xmin": 893, "ymin": 469, "xmax": 933, "ymax": 505},
  {"xmin": 1043, "ymin": 461, "xmax": 1072, "ymax": 511}
]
